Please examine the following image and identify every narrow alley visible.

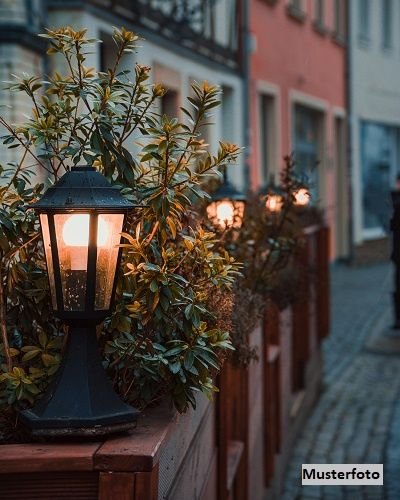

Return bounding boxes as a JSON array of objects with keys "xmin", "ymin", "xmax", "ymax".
[{"xmin": 284, "ymin": 262, "xmax": 400, "ymax": 499}]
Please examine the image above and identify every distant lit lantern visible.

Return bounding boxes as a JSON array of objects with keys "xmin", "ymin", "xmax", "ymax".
[
  {"xmin": 266, "ymin": 194, "xmax": 283, "ymax": 212},
  {"xmin": 20, "ymin": 166, "xmax": 139, "ymax": 437},
  {"xmin": 260, "ymin": 176, "xmax": 283, "ymax": 213},
  {"xmin": 207, "ymin": 177, "xmax": 246, "ymax": 230},
  {"xmin": 294, "ymin": 187, "xmax": 311, "ymax": 206}
]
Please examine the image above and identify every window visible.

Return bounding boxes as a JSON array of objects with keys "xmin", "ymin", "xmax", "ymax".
[
  {"xmin": 290, "ymin": 0, "xmax": 302, "ymax": 8},
  {"xmin": 286, "ymin": 0, "xmax": 306, "ymax": 22},
  {"xmin": 361, "ymin": 122, "xmax": 400, "ymax": 236},
  {"xmin": 382, "ymin": 0, "xmax": 393, "ymax": 50},
  {"xmin": 293, "ymin": 105, "xmax": 323, "ymax": 202},
  {"xmin": 313, "ymin": 0, "xmax": 326, "ymax": 35},
  {"xmin": 314, "ymin": 0, "xmax": 324, "ymax": 25},
  {"xmin": 333, "ymin": 0, "xmax": 346, "ymax": 41},
  {"xmin": 221, "ymin": 86, "xmax": 234, "ymax": 141},
  {"xmin": 221, "ymin": 86, "xmax": 239, "ymax": 183},
  {"xmin": 358, "ymin": 0, "xmax": 370, "ymax": 43},
  {"xmin": 160, "ymin": 89, "xmax": 178, "ymax": 117},
  {"xmin": 259, "ymin": 94, "xmax": 274, "ymax": 185},
  {"xmin": 100, "ymin": 32, "xmax": 116, "ymax": 73}
]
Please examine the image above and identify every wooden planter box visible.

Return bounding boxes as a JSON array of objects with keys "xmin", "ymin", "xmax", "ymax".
[
  {"xmin": 0, "ymin": 396, "xmax": 216, "ymax": 500},
  {"xmin": 0, "ymin": 225, "xmax": 330, "ymax": 500}
]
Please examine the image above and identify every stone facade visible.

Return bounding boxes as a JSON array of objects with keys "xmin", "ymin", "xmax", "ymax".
[{"xmin": 0, "ymin": 0, "xmax": 246, "ymax": 190}]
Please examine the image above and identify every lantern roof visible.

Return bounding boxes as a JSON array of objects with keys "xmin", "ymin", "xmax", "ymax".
[
  {"xmin": 33, "ymin": 166, "xmax": 136, "ymax": 212},
  {"xmin": 211, "ymin": 181, "xmax": 246, "ymax": 202}
]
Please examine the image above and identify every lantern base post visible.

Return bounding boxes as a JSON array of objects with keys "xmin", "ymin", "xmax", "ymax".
[{"xmin": 19, "ymin": 326, "xmax": 139, "ymax": 438}]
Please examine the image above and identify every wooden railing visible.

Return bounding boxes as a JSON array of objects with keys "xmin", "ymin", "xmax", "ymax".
[
  {"xmin": 216, "ymin": 224, "xmax": 331, "ymax": 498},
  {"xmin": 0, "ymin": 225, "xmax": 330, "ymax": 500}
]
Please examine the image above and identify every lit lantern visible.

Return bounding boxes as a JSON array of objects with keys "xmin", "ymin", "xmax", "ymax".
[
  {"xmin": 265, "ymin": 193, "xmax": 283, "ymax": 212},
  {"xmin": 207, "ymin": 181, "xmax": 246, "ymax": 230},
  {"xmin": 20, "ymin": 166, "xmax": 139, "ymax": 436},
  {"xmin": 294, "ymin": 187, "xmax": 311, "ymax": 206},
  {"xmin": 260, "ymin": 177, "xmax": 283, "ymax": 213}
]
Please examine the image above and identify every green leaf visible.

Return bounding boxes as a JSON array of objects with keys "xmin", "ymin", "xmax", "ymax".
[
  {"xmin": 22, "ymin": 349, "xmax": 41, "ymax": 362},
  {"xmin": 150, "ymin": 280, "xmax": 158, "ymax": 292},
  {"xmin": 142, "ymin": 263, "xmax": 161, "ymax": 272},
  {"xmin": 183, "ymin": 350, "xmax": 194, "ymax": 371},
  {"xmin": 184, "ymin": 304, "xmax": 193, "ymax": 320},
  {"xmin": 165, "ymin": 345, "xmax": 186, "ymax": 357},
  {"xmin": 38, "ymin": 332, "xmax": 47, "ymax": 349},
  {"xmin": 169, "ymin": 361, "xmax": 181, "ymax": 374}
]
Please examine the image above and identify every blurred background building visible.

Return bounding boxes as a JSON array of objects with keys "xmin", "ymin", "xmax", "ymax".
[
  {"xmin": 0, "ymin": 0, "xmax": 46, "ymax": 165},
  {"xmin": 0, "ymin": 0, "xmax": 246, "ymax": 190},
  {"xmin": 249, "ymin": 0, "xmax": 348, "ymax": 260},
  {"xmin": 2, "ymin": 0, "xmax": 400, "ymax": 264},
  {"xmin": 349, "ymin": 0, "xmax": 400, "ymax": 263}
]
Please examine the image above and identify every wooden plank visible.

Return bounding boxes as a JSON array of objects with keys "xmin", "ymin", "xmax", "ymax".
[
  {"xmin": 0, "ymin": 442, "xmax": 101, "ymax": 474},
  {"xmin": 164, "ymin": 404, "xmax": 216, "ymax": 499},
  {"xmin": 0, "ymin": 471, "xmax": 98, "ymax": 500},
  {"xmin": 217, "ymin": 367, "xmax": 229, "ymax": 500},
  {"xmin": 232, "ymin": 364, "xmax": 249, "ymax": 500},
  {"xmin": 274, "ymin": 359, "xmax": 281, "ymax": 454},
  {"xmin": 264, "ymin": 354, "xmax": 275, "ymax": 486},
  {"xmin": 264, "ymin": 301, "xmax": 281, "ymax": 483},
  {"xmin": 99, "ymin": 472, "xmax": 135, "ymax": 500},
  {"xmin": 95, "ymin": 403, "xmax": 174, "ymax": 472},
  {"xmin": 134, "ymin": 465, "xmax": 159, "ymax": 500},
  {"xmin": 264, "ymin": 301, "xmax": 280, "ymax": 345}
]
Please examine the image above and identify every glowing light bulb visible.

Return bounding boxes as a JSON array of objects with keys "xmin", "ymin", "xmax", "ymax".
[
  {"xmin": 216, "ymin": 201, "xmax": 234, "ymax": 227},
  {"xmin": 294, "ymin": 188, "xmax": 310, "ymax": 206},
  {"xmin": 62, "ymin": 214, "xmax": 109, "ymax": 247},
  {"xmin": 266, "ymin": 195, "xmax": 282, "ymax": 212},
  {"xmin": 62, "ymin": 214, "xmax": 109, "ymax": 270}
]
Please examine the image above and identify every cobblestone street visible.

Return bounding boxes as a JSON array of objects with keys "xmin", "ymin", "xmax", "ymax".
[{"xmin": 283, "ymin": 262, "xmax": 400, "ymax": 500}]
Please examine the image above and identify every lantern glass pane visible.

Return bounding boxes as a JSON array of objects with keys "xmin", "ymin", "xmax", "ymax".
[
  {"xmin": 54, "ymin": 213, "xmax": 89, "ymax": 311},
  {"xmin": 39, "ymin": 214, "xmax": 57, "ymax": 310},
  {"xmin": 95, "ymin": 213, "xmax": 124, "ymax": 310}
]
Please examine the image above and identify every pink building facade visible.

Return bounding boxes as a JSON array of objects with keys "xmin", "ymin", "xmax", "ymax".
[{"xmin": 249, "ymin": 0, "xmax": 348, "ymax": 259}]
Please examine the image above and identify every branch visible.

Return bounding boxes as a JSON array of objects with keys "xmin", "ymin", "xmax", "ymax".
[
  {"xmin": 0, "ymin": 263, "xmax": 12, "ymax": 372},
  {"xmin": 0, "ymin": 117, "xmax": 52, "ymax": 175}
]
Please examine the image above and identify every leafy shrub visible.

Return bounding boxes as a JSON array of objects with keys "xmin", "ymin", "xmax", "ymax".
[
  {"xmin": 205, "ymin": 155, "xmax": 311, "ymax": 365},
  {"xmin": 0, "ymin": 27, "xmax": 241, "ymax": 419}
]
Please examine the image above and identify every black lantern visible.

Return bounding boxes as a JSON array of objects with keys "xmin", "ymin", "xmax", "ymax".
[
  {"xmin": 207, "ymin": 170, "xmax": 246, "ymax": 229},
  {"xmin": 20, "ymin": 166, "xmax": 139, "ymax": 436}
]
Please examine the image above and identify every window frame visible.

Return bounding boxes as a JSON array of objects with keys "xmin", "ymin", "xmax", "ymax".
[
  {"xmin": 382, "ymin": 0, "xmax": 393, "ymax": 51},
  {"xmin": 358, "ymin": 0, "xmax": 371, "ymax": 46}
]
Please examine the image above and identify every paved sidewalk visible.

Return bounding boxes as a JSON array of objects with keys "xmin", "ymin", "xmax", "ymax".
[{"xmin": 283, "ymin": 262, "xmax": 400, "ymax": 500}]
